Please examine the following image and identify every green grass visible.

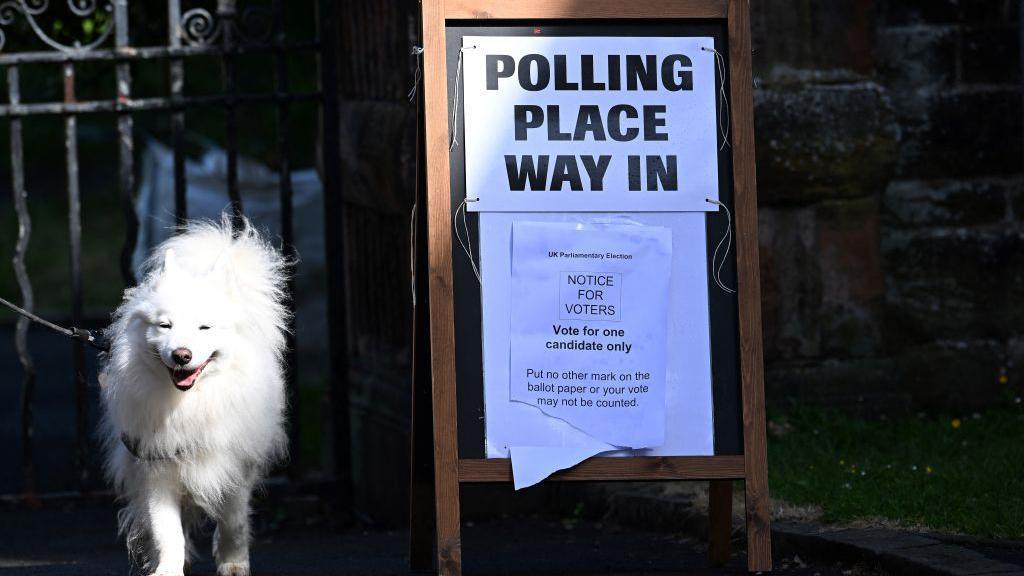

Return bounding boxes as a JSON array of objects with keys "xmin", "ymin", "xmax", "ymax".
[{"xmin": 768, "ymin": 399, "xmax": 1024, "ymax": 540}]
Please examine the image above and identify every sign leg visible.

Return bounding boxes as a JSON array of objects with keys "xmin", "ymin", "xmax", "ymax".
[
  {"xmin": 708, "ymin": 480, "xmax": 733, "ymax": 566},
  {"xmin": 409, "ymin": 241, "xmax": 436, "ymax": 571},
  {"xmin": 727, "ymin": 0, "xmax": 773, "ymax": 570},
  {"xmin": 421, "ymin": 0, "xmax": 463, "ymax": 570},
  {"xmin": 744, "ymin": 474, "xmax": 772, "ymax": 571},
  {"xmin": 409, "ymin": 78, "xmax": 436, "ymax": 572},
  {"xmin": 434, "ymin": 477, "xmax": 462, "ymax": 575},
  {"xmin": 409, "ymin": 440, "xmax": 436, "ymax": 573}
]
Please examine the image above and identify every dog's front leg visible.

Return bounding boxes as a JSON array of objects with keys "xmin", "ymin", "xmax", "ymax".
[
  {"xmin": 147, "ymin": 474, "xmax": 187, "ymax": 576},
  {"xmin": 213, "ymin": 486, "xmax": 252, "ymax": 576}
]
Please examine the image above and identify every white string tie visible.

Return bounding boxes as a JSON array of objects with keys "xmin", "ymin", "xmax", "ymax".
[
  {"xmin": 701, "ymin": 46, "xmax": 731, "ymax": 151},
  {"xmin": 450, "ymin": 44, "xmax": 477, "ymax": 151},
  {"xmin": 454, "ymin": 196, "xmax": 481, "ymax": 283},
  {"xmin": 706, "ymin": 198, "xmax": 736, "ymax": 294},
  {"xmin": 407, "ymin": 45, "xmax": 424, "ymax": 102}
]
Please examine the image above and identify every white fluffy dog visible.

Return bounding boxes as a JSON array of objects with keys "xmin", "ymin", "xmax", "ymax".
[{"xmin": 100, "ymin": 217, "xmax": 289, "ymax": 576}]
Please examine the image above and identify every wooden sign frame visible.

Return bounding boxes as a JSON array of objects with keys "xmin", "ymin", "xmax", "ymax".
[{"xmin": 413, "ymin": 1, "xmax": 769, "ymax": 573}]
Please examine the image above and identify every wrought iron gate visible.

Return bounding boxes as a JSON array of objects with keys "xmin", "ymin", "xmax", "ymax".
[{"xmin": 0, "ymin": 0, "xmax": 349, "ymax": 502}]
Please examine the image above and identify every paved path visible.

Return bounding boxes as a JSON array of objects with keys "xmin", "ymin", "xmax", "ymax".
[
  {"xmin": 608, "ymin": 487, "xmax": 1024, "ymax": 576},
  {"xmin": 0, "ymin": 505, "xmax": 882, "ymax": 575}
]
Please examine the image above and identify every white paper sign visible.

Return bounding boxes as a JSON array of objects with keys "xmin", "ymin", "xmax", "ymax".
[
  {"xmin": 462, "ymin": 36, "xmax": 720, "ymax": 213},
  {"xmin": 480, "ymin": 213, "xmax": 716, "ymax": 488},
  {"xmin": 509, "ymin": 221, "xmax": 673, "ymax": 448},
  {"xmin": 509, "ymin": 445, "xmax": 608, "ymax": 490}
]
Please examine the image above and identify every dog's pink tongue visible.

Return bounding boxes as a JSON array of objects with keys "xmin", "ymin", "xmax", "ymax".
[
  {"xmin": 171, "ymin": 359, "xmax": 211, "ymax": 389},
  {"xmin": 173, "ymin": 369, "xmax": 199, "ymax": 387}
]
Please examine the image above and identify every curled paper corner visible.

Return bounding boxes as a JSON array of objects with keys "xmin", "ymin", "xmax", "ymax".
[{"xmin": 509, "ymin": 445, "xmax": 610, "ymax": 490}]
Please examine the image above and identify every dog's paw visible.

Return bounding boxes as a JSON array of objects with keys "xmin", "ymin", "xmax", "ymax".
[
  {"xmin": 148, "ymin": 572, "xmax": 184, "ymax": 576},
  {"xmin": 216, "ymin": 562, "xmax": 250, "ymax": 576}
]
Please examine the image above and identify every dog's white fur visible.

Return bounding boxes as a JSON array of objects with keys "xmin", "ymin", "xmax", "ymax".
[{"xmin": 100, "ymin": 217, "xmax": 289, "ymax": 576}]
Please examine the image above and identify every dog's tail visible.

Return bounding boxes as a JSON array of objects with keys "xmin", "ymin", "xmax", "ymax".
[{"xmin": 139, "ymin": 214, "xmax": 292, "ymax": 358}]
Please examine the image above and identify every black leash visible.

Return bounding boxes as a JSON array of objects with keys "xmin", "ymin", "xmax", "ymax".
[
  {"xmin": 0, "ymin": 297, "xmax": 170, "ymax": 459},
  {"xmin": 0, "ymin": 295, "xmax": 109, "ymax": 352}
]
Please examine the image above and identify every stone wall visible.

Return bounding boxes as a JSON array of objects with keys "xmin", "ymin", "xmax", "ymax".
[
  {"xmin": 753, "ymin": 0, "xmax": 1023, "ymax": 410},
  {"xmin": 334, "ymin": 0, "xmax": 420, "ymax": 525},
  {"xmin": 332, "ymin": 0, "xmax": 1023, "ymax": 522}
]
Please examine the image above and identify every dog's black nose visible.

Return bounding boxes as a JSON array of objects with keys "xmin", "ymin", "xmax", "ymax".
[{"xmin": 172, "ymin": 348, "xmax": 192, "ymax": 366}]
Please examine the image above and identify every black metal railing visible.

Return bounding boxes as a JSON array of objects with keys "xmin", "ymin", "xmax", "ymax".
[{"xmin": 0, "ymin": 0, "xmax": 349, "ymax": 502}]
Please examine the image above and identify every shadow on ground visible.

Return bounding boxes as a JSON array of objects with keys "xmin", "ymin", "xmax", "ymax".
[{"xmin": 0, "ymin": 505, "xmax": 883, "ymax": 575}]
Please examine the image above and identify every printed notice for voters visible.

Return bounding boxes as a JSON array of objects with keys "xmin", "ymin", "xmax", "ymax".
[{"xmin": 509, "ymin": 221, "xmax": 673, "ymax": 449}]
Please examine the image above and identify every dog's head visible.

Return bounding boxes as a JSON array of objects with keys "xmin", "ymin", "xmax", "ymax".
[{"xmin": 143, "ymin": 248, "xmax": 237, "ymax": 391}]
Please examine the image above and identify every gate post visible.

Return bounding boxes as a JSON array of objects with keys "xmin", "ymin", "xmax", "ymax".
[{"xmin": 317, "ymin": 0, "xmax": 353, "ymax": 513}]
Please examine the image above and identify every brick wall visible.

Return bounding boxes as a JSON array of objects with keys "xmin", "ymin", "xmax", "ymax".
[{"xmin": 753, "ymin": 0, "xmax": 1023, "ymax": 410}]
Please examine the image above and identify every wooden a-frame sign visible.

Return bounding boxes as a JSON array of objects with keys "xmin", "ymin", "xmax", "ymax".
[{"xmin": 410, "ymin": 1, "xmax": 770, "ymax": 573}]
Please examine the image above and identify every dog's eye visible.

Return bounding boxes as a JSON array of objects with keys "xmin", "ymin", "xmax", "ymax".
[
  {"xmin": 199, "ymin": 325, "xmax": 211, "ymax": 331},
  {"xmin": 158, "ymin": 322, "xmax": 172, "ymax": 329}
]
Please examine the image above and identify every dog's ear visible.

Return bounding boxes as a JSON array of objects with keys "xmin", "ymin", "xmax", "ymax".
[{"xmin": 163, "ymin": 249, "xmax": 180, "ymax": 278}]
